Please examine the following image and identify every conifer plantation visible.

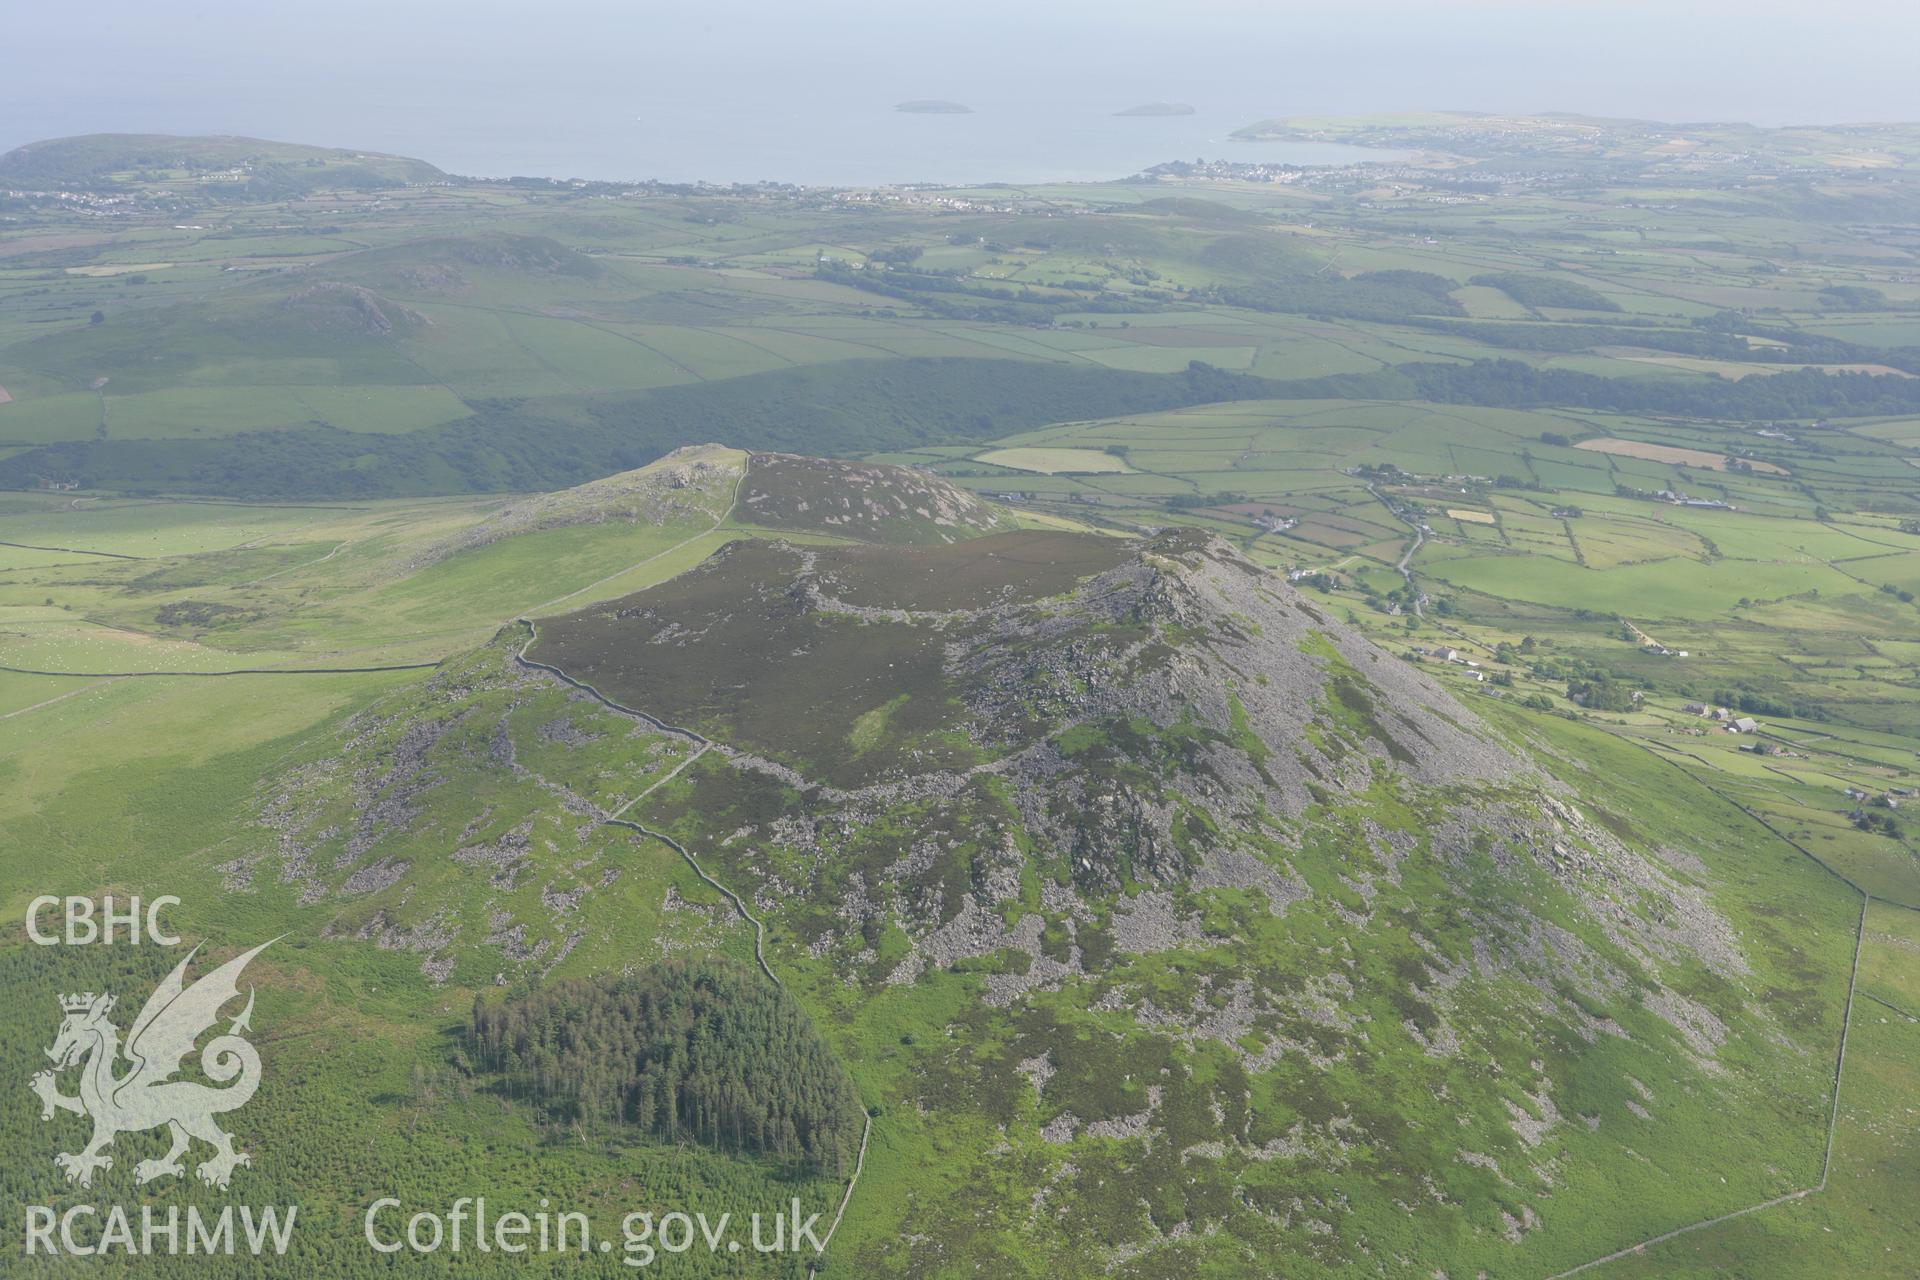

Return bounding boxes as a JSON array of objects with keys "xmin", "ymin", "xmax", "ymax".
[{"xmin": 470, "ymin": 960, "xmax": 864, "ymax": 1175}]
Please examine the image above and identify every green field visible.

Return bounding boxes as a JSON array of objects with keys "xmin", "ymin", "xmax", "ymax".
[{"xmin": 973, "ymin": 446, "xmax": 1136, "ymax": 474}]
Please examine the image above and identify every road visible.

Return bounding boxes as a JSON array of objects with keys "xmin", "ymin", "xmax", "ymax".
[{"xmin": 1368, "ymin": 482, "xmax": 1427, "ymax": 617}]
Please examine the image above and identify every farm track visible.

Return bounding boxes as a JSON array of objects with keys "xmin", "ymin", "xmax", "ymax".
[
  {"xmin": 0, "ymin": 677, "xmax": 117, "ymax": 720},
  {"xmin": 233, "ymin": 539, "xmax": 349, "ymax": 587},
  {"xmin": 524, "ymin": 453, "xmax": 749, "ymax": 617},
  {"xmin": 602, "ymin": 742, "xmax": 709, "ymax": 823}
]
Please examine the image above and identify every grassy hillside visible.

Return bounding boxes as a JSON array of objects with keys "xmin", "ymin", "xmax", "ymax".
[
  {"xmin": 0, "ymin": 133, "xmax": 444, "ymax": 191},
  {"xmin": 0, "ymin": 515, "xmax": 1866, "ymax": 1276}
]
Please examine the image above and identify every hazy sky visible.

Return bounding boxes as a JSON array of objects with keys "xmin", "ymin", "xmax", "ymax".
[{"xmin": 5, "ymin": 1, "xmax": 1917, "ymax": 181}]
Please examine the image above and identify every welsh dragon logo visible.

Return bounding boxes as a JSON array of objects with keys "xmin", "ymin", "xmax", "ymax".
[{"xmin": 29, "ymin": 940, "xmax": 273, "ymax": 1189}]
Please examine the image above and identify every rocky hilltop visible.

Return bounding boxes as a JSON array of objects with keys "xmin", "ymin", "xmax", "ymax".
[
  {"xmin": 736, "ymin": 451, "xmax": 1004, "ymax": 544},
  {"xmin": 411, "ymin": 444, "xmax": 745, "ymax": 567},
  {"xmin": 228, "ymin": 466, "xmax": 1828, "ymax": 1274}
]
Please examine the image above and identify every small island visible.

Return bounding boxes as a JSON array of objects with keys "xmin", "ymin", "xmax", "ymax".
[
  {"xmin": 894, "ymin": 100, "xmax": 973, "ymax": 115},
  {"xmin": 1115, "ymin": 102, "xmax": 1196, "ymax": 117}
]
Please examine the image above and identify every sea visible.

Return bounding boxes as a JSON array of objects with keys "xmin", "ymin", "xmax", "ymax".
[
  {"xmin": 4, "ymin": 2, "xmax": 1913, "ymax": 189},
  {"xmin": 433, "ymin": 99, "xmax": 1396, "ymax": 188}
]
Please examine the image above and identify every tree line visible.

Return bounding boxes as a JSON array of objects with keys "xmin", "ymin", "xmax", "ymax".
[{"xmin": 1277, "ymin": 358, "xmax": 1920, "ymax": 420}]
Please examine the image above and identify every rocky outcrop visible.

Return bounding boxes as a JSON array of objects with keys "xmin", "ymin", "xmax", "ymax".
[
  {"xmin": 740, "ymin": 452, "xmax": 1004, "ymax": 544},
  {"xmin": 405, "ymin": 444, "xmax": 744, "ymax": 570},
  {"xmin": 281, "ymin": 281, "xmax": 428, "ymax": 337}
]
